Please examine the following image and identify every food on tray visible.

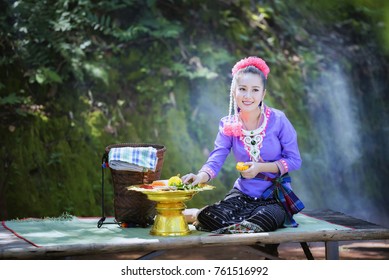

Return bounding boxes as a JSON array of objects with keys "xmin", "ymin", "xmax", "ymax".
[
  {"xmin": 138, "ymin": 184, "xmax": 154, "ymax": 189},
  {"xmin": 168, "ymin": 175, "xmax": 201, "ymax": 190},
  {"xmin": 128, "ymin": 175, "xmax": 215, "ymax": 192},
  {"xmin": 149, "ymin": 180, "xmax": 171, "ymax": 190},
  {"xmin": 236, "ymin": 162, "xmax": 249, "ymax": 171},
  {"xmin": 151, "ymin": 180, "xmax": 168, "ymax": 186},
  {"xmin": 167, "ymin": 175, "xmax": 182, "ymax": 187}
]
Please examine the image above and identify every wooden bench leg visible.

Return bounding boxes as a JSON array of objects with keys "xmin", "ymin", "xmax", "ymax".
[
  {"xmin": 300, "ymin": 242, "xmax": 314, "ymax": 260},
  {"xmin": 136, "ymin": 250, "xmax": 167, "ymax": 260},
  {"xmin": 325, "ymin": 241, "xmax": 339, "ymax": 260}
]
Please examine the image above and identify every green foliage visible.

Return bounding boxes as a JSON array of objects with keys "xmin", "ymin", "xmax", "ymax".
[
  {"xmin": 34, "ymin": 67, "xmax": 63, "ymax": 84},
  {"xmin": 0, "ymin": 93, "xmax": 24, "ymax": 106}
]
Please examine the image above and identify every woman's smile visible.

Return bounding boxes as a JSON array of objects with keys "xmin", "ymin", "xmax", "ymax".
[
  {"xmin": 243, "ymin": 99, "xmax": 254, "ymax": 103},
  {"xmin": 242, "ymin": 100, "xmax": 254, "ymax": 106}
]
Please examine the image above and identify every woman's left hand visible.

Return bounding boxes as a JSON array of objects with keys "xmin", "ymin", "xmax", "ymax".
[{"xmin": 240, "ymin": 162, "xmax": 260, "ymax": 179}]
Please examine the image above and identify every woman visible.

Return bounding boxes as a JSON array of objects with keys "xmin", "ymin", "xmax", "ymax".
[{"xmin": 182, "ymin": 56, "xmax": 304, "ymax": 234}]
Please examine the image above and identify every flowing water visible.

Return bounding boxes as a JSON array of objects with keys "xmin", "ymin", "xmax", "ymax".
[{"xmin": 296, "ymin": 38, "xmax": 389, "ymax": 227}]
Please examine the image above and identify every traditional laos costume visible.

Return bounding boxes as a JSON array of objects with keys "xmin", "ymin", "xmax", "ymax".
[{"xmin": 197, "ymin": 105, "xmax": 304, "ymax": 233}]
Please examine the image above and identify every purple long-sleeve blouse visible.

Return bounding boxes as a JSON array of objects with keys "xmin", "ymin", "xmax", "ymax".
[{"xmin": 199, "ymin": 106, "xmax": 302, "ymax": 199}]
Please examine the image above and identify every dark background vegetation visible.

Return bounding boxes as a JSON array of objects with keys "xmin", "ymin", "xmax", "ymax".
[{"xmin": 1, "ymin": 0, "xmax": 388, "ymax": 226}]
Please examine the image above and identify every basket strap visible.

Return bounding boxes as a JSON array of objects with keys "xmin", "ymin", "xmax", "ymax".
[{"xmin": 98, "ymin": 152, "xmax": 109, "ymax": 228}]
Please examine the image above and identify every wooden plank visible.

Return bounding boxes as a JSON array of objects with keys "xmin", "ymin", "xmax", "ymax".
[
  {"xmin": 1, "ymin": 227, "xmax": 389, "ymax": 259},
  {"xmin": 1, "ymin": 210, "xmax": 389, "ymax": 259},
  {"xmin": 302, "ymin": 209, "xmax": 384, "ymax": 229}
]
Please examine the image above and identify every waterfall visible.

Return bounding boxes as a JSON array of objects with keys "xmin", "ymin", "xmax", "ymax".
[
  {"xmin": 297, "ymin": 39, "xmax": 389, "ymax": 227},
  {"xmin": 312, "ymin": 63, "xmax": 362, "ymax": 167}
]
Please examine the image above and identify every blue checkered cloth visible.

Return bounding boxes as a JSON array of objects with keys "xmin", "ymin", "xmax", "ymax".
[
  {"xmin": 108, "ymin": 147, "xmax": 158, "ymax": 172},
  {"xmin": 260, "ymin": 173, "xmax": 305, "ymax": 227}
]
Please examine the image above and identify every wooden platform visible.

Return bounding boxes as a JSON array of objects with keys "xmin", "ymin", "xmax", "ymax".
[{"xmin": 1, "ymin": 209, "xmax": 388, "ymax": 260}]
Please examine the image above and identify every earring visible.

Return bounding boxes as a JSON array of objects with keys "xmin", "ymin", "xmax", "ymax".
[{"xmin": 259, "ymin": 100, "xmax": 264, "ymax": 113}]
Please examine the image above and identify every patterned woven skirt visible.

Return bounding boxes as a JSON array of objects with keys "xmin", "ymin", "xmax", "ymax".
[{"xmin": 196, "ymin": 188, "xmax": 286, "ymax": 234}]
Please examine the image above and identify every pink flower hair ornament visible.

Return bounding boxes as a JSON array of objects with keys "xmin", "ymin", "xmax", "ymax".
[{"xmin": 231, "ymin": 56, "xmax": 270, "ymax": 78}]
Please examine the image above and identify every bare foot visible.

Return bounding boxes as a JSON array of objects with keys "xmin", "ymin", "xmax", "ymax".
[{"xmin": 183, "ymin": 208, "xmax": 199, "ymax": 224}]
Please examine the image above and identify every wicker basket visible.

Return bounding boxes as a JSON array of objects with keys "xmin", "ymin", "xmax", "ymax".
[{"xmin": 105, "ymin": 143, "xmax": 167, "ymax": 227}]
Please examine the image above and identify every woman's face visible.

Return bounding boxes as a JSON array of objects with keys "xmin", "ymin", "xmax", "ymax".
[{"xmin": 234, "ymin": 73, "xmax": 265, "ymax": 113}]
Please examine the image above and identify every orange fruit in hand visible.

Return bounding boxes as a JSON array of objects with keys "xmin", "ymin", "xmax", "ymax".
[{"xmin": 236, "ymin": 162, "xmax": 249, "ymax": 171}]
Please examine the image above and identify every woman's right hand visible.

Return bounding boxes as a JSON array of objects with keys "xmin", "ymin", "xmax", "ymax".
[{"xmin": 181, "ymin": 172, "xmax": 209, "ymax": 186}]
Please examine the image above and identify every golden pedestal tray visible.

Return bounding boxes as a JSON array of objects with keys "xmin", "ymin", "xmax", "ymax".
[{"xmin": 128, "ymin": 184, "xmax": 214, "ymax": 237}]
